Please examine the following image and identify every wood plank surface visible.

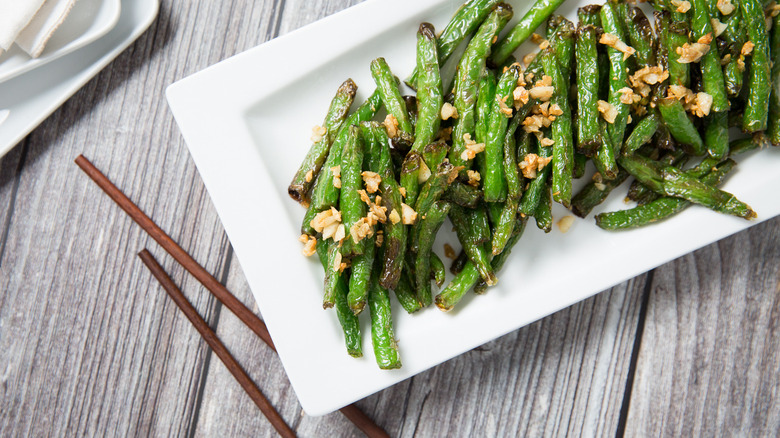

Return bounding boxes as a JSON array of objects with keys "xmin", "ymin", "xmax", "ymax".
[
  {"xmin": 0, "ymin": 0, "xmax": 778, "ymax": 437},
  {"xmin": 624, "ymin": 218, "xmax": 780, "ymax": 437}
]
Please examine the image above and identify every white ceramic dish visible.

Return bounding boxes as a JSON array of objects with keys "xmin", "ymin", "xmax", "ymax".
[
  {"xmin": 166, "ymin": 0, "xmax": 780, "ymax": 416},
  {"xmin": 0, "ymin": 0, "xmax": 157, "ymax": 158},
  {"xmin": 0, "ymin": 0, "xmax": 122, "ymax": 84}
]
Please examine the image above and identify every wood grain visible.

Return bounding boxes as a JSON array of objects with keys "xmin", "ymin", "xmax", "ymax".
[
  {"xmin": 0, "ymin": 0, "xmax": 779, "ymax": 437},
  {"xmin": 624, "ymin": 217, "xmax": 780, "ymax": 437}
]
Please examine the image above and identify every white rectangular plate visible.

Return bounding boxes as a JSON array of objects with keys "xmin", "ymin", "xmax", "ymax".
[{"xmin": 166, "ymin": 0, "xmax": 780, "ymax": 416}]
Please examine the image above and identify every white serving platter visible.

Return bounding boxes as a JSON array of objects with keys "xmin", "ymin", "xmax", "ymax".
[{"xmin": 166, "ymin": 0, "xmax": 780, "ymax": 416}]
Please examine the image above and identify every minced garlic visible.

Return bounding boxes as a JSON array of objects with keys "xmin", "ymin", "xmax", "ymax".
[
  {"xmin": 676, "ymin": 42, "xmax": 710, "ymax": 63},
  {"xmin": 671, "ymin": 0, "xmax": 691, "ymax": 13},
  {"xmin": 557, "ymin": 215, "xmax": 575, "ymax": 233},
  {"xmin": 299, "ymin": 234, "xmax": 317, "ymax": 257},
  {"xmin": 460, "ymin": 134, "xmax": 486, "ymax": 160},
  {"xmin": 598, "ymin": 100, "xmax": 618, "ymax": 124},
  {"xmin": 383, "ymin": 114, "xmax": 399, "ymax": 138},
  {"xmin": 310, "ymin": 125, "xmax": 327, "ymax": 143},
  {"xmin": 361, "ymin": 171, "xmax": 381, "ymax": 194},
  {"xmin": 401, "ymin": 203, "xmax": 418, "ymax": 224},
  {"xmin": 388, "ymin": 208, "xmax": 401, "ymax": 224},
  {"xmin": 466, "ymin": 170, "xmax": 481, "ymax": 187},
  {"xmin": 441, "ymin": 102, "xmax": 458, "ymax": 120},
  {"xmin": 717, "ymin": 0, "xmax": 735, "ymax": 15},
  {"xmin": 600, "ymin": 33, "xmax": 636, "ymax": 61},
  {"xmin": 519, "ymin": 153, "xmax": 552, "ymax": 179}
]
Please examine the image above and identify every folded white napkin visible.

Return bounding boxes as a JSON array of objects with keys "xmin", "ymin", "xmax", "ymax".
[
  {"xmin": 0, "ymin": 0, "xmax": 47, "ymax": 52},
  {"xmin": 16, "ymin": 0, "xmax": 79, "ymax": 58}
]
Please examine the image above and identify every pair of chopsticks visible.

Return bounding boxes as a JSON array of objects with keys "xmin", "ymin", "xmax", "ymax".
[{"xmin": 75, "ymin": 155, "xmax": 389, "ymax": 438}]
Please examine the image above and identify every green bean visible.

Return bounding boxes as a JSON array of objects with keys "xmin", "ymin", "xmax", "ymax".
[
  {"xmin": 394, "ymin": 272, "xmax": 423, "ymax": 314},
  {"xmin": 404, "ymin": 95, "xmax": 418, "ymax": 131},
  {"xmin": 535, "ymin": 182, "xmax": 553, "ymax": 233},
  {"xmin": 302, "ymin": 90, "xmax": 383, "ymax": 235},
  {"xmin": 430, "ymin": 252, "xmax": 446, "ymax": 288},
  {"xmin": 476, "ymin": 70, "xmax": 497, "ymax": 146},
  {"xmin": 360, "ymin": 123, "xmax": 408, "ymax": 290},
  {"xmin": 729, "ymin": 132, "xmax": 773, "ymax": 154},
  {"xmin": 721, "ymin": 1, "xmax": 744, "ymax": 44},
  {"xmin": 573, "ymin": 152, "xmax": 588, "ymax": 179},
  {"xmin": 317, "ymin": 242, "xmax": 361, "ymax": 357},
  {"xmin": 546, "ymin": 14, "xmax": 566, "ymax": 39},
  {"xmin": 400, "ymin": 151, "xmax": 424, "ymax": 207},
  {"xmin": 593, "ymin": 119, "xmax": 619, "ymax": 179},
  {"xmin": 435, "ymin": 260, "xmax": 481, "ymax": 311},
  {"xmin": 491, "ymin": 0, "xmax": 567, "ymax": 65},
  {"xmin": 406, "ymin": 0, "xmax": 502, "ymax": 89},
  {"xmin": 475, "ymin": 70, "xmax": 497, "ymax": 181},
  {"xmin": 414, "ymin": 201, "xmax": 452, "ymax": 307},
  {"xmin": 449, "ymin": 4, "xmax": 513, "ymax": 170},
  {"xmin": 601, "ymin": 3, "xmax": 632, "ymax": 148},
  {"xmin": 552, "ymin": 20, "xmax": 576, "ymax": 81},
  {"xmin": 289, "ymin": 79, "xmax": 357, "ymax": 204},
  {"xmin": 410, "ymin": 160, "xmax": 455, "ymax": 252},
  {"xmin": 690, "ymin": 0, "xmax": 730, "ymax": 112},
  {"xmin": 450, "ymin": 205, "xmax": 496, "ymax": 286},
  {"xmin": 577, "ymin": 5, "xmax": 602, "ymax": 27},
  {"xmin": 484, "ymin": 64, "xmax": 520, "ymax": 202},
  {"xmin": 653, "ymin": 121, "xmax": 676, "ymax": 151},
  {"xmin": 443, "ymin": 180, "xmax": 483, "ymax": 208},
  {"xmin": 661, "ymin": 12, "xmax": 691, "ymax": 87},
  {"xmin": 322, "ymin": 241, "xmax": 344, "ymax": 309},
  {"xmin": 571, "ymin": 170, "xmax": 630, "ymax": 218},
  {"xmin": 657, "ymin": 97, "xmax": 705, "ymax": 155},
  {"xmin": 626, "ymin": 149, "xmax": 688, "ymax": 205},
  {"xmin": 491, "ymin": 117, "xmax": 522, "ymax": 252},
  {"xmin": 704, "ymin": 111, "xmax": 729, "ymax": 159},
  {"xmin": 722, "ymin": 9, "xmax": 746, "ymax": 97},
  {"xmin": 415, "ymin": 161, "xmax": 455, "ymax": 217},
  {"xmin": 368, "ymin": 274, "xmax": 401, "ymax": 370},
  {"xmin": 504, "ymin": 109, "xmax": 524, "ymax": 200},
  {"xmin": 741, "ymin": 0, "xmax": 771, "ymax": 132},
  {"xmin": 370, "ymin": 57, "xmax": 414, "ymax": 146},
  {"xmin": 339, "ymin": 126, "xmax": 368, "ymax": 257},
  {"xmin": 479, "ymin": 217, "xmax": 528, "ymax": 294},
  {"xmin": 617, "ymin": 154, "xmax": 756, "ymax": 219},
  {"xmin": 348, "ymin": 233, "xmax": 375, "ymax": 315},
  {"xmin": 596, "ymin": 159, "xmax": 737, "ymax": 229},
  {"xmin": 468, "ymin": 203, "xmax": 492, "ymax": 244},
  {"xmin": 541, "ymin": 50, "xmax": 574, "ymax": 207},
  {"xmin": 422, "ymin": 140, "xmax": 450, "ymax": 169},
  {"xmin": 450, "ymin": 250, "xmax": 469, "ymax": 275},
  {"xmin": 576, "ymin": 25, "xmax": 602, "ymax": 157},
  {"xmin": 487, "ymin": 201, "xmax": 503, "ymax": 230},
  {"xmin": 767, "ymin": 13, "xmax": 780, "ymax": 144},
  {"xmin": 623, "ymin": 112, "xmax": 660, "ymax": 156},
  {"xmin": 625, "ymin": 7, "xmax": 657, "ymax": 68},
  {"xmin": 492, "ymin": 198, "xmax": 518, "ymax": 255},
  {"xmin": 411, "ymin": 23, "xmax": 443, "ymax": 157},
  {"xmin": 519, "ymin": 145, "xmax": 552, "ymax": 215},
  {"xmin": 437, "ymin": 217, "xmax": 527, "ymax": 309}
]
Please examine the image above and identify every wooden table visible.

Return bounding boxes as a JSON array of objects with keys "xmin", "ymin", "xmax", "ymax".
[{"xmin": 1, "ymin": 1, "xmax": 778, "ymax": 436}]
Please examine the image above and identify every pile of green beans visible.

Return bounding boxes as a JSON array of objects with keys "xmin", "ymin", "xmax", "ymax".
[{"xmin": 289, "ymin": 0, "xmax": 777, "ymax": 369}]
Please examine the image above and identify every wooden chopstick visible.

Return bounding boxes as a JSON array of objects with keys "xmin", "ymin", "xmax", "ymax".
[
  {"xmin": 75, "ymin": 154, "xmax": 389, "ymax": 438},
  {"xmin": 138, "ymin": 249, "xmax": 296, "ymax": 438},
  {"xmin": 75, "ymin": 155, "xmax": 275, "ymax": 350}
]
